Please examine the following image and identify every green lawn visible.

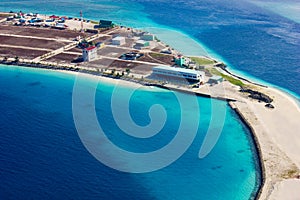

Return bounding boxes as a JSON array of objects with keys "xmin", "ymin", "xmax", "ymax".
[
  {"xmin": 208, "ymin": 68, "xmax": 245, "ymax": 87},
  {"xmin": 190, "ymin": 56, "xmax": 215, "ymax": 65},
  {"xmin": 90, "ymin": 20, "xmax": 99, "ymax": 24},
  {"xmin": 149, "ymin": 52, "xmax": 166, "ymax": 58}
]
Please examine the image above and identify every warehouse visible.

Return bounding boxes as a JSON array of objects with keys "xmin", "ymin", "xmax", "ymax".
[{"xmin": 152, "ymin": 66, "xmax": 205, "ymax": 83}]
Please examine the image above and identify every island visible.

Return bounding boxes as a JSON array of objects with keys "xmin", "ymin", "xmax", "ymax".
[{"xmin": 0, "ymin": 11, "xmax": 299, "ymax": 199}]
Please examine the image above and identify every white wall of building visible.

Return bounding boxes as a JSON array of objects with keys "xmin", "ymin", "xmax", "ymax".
[
  {"xmin": 82, "ymin": 48, "xmax": 97, "ymax": 62},
  {"xmin": 112, "ymin": 36, "xmax": 126, "ymax": 45}
]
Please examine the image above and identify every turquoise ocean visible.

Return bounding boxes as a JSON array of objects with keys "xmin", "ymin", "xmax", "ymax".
[{"xmin": 0, "ymin": 0, "xmax": 299, "ymax": 199}]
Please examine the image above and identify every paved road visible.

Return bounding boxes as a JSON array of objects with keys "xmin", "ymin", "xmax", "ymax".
[{"xmin": 0, "ymin": 44, "xmax": 52, "ymax": 51}]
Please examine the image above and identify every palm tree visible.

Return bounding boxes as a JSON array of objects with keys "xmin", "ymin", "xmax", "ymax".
[
  {"xmin": 125, "ymin": 68, "xmax": 130, "ymax": 75},
  {"xmin": 14, "ymin": 56, "xmax": 19, "ymax": 63},
  {"xmin": 111, "ymin": 69, "xmax": 116, "ymax": 75}
]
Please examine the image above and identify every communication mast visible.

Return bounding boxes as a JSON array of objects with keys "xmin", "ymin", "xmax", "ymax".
[{"xmin": 80, "ymin": 10, "xmax": 83, "ymax": 32}]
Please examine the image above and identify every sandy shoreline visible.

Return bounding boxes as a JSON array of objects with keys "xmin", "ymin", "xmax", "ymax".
[{"xmin": 230, "ymin": 86, "xmax": 300, "ymax": 200}]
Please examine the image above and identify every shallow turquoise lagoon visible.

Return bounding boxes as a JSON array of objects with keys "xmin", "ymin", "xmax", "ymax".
[{"xmin": 0, "ymin": 65, "xmax": 261, "ymax": 199}]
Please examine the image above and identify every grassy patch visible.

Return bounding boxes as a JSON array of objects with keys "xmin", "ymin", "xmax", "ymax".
[
  {"xmin": 149, "ymin": 52, "xmax": 166, "ymax": 58},
  {"xmin": 0, "ymin": 13, "xmax": 12, "ymax": 18},
  {"xmin": 208, "ymin": 67, "xmax": 245, "ymax": 87},
  {"xmin": 281, "ymin": 168, "xmax": 299, "ymax": 178},
  {"xmin": 190, "ymin": 56, "xmax": 215, "ymax": 65},
  {"xmin": 90, "ymin": 20, "xmax": 99, "ymax": 24}
]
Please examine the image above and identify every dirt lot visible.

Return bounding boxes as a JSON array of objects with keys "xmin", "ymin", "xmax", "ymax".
[
  {"xmin": 97, "ymin": 46, "xmax": 127, "ymax": 57},
  {"xmin": 83, "ymin": 58, "xmax": 154, "ymax": 75},
  {"xmin": 45, "ymin": 53, "xmax": 79, "ymax": 63},
  {"xmin": 0, "ymin": 35, "xmax": 69, "ymax": 50},
  {"xmin": 93, "ymin": 36, "xmax": 112, "ymax": 44},
  {"xmin": 0, "ymin": 25, "xmax": 93, "ymax": 40},
  {"xmin": 83, "ymin": 58, "xmax": 117, "ymax": 69},
  {"xmin": 138, "ymin": 53, "xmax": 174, "ymax": 65},
  {"xmin": 0, "ymin": 47, "xmax": 47, "ymax": 59},
  {"xmin": 66, "ymin": 47, "xmax": 82, "ymax": 54},
  {"xmin": 109, "ymin": 60, "xmax": 140, "ymax": 69},
  {"xmin": 131, "ymin": 64, "xmax": 155, "ymax": 75}
]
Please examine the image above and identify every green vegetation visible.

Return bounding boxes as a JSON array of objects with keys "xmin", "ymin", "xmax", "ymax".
[
  {"xmin": 208, "ymin": 67, "xmax": 245, "ymax": 87},
  {"xmin": 149, "ymin": 52, "xmax": 166, "ymax": 58},
  {"xmin": 90, "ymin": 20, "xmax": 99, "ymax": 24},
  {"xmin": 111, "ymin": 69, "xmax": 116, "ymax": 75},
  {"xmin": 0, "ymin": 13, "xmax": 12, "ymax": 18},
  {"xmin": 14, "ymin": 56, "xmax": 19, "ymax": 63},
  {"xmin": 281, "ymin": 168, "xmax": 299, "ymax": 178},
  {"xmin": 190, "ymin": 56, "xmax": 215, "ymax": 65}
]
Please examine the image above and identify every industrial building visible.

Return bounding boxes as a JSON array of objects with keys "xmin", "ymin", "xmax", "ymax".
[
  {"xmin": 152, "ymin": 66, "xmax": 205, "ymax": 82},
  {"xmin": 208, "ymin": 75, "xmax": 223, "ymax": 85},
  {"xmin": 141, "ymin": 33, "xmax": 155, "ymax": 41},
  {"xmin": 98, "ymin": 20, "xmax": 113, "ymax": 28},
  {"xmin": 134, "ymin": 40, "xmax": 150, "ymax": 49},
  {"xmin": 174, "ymin": 55, "xmax": 190, "ymax": 67},
  {"xmin": 112, "ymin": 36, "xmax": 126, "ymax": 45}
]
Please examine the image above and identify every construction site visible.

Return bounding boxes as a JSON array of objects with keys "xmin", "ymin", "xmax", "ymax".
[{"xmin": 0, "ymin": 11, "xmax": 224, "ymax": 88}]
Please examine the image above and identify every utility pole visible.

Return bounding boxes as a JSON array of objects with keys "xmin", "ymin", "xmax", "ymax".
[{"xmin": 80, "ymin": 10, "xmax": 83, "ymax": 32}]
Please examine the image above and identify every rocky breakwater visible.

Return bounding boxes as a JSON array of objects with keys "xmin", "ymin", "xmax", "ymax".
[{"xmin": 240, "ymin": 87, "xmax": 274, "ymax": 108}]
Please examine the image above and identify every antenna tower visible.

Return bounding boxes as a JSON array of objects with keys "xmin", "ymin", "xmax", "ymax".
[{"xmin": 80, "ymin": 10, "xmax": 83, "ymax": 32}]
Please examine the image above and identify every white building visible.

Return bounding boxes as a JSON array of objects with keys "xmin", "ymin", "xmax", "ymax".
[
  {"xmin": 82, "ymin": 46, "xmax": 97, "ymax": 62},
  {"xmin": 141, "ymin": 33, "xmax": 155, "ymax": 41},
  {"xmin": 152, "ymin": 66, "xmax": 205, "ymax": 82},
  {"xmin": 112, "ymin": 36, "xmax": 126, "ymax": 45},
  {"xmin": 208, "ymin": 75, "xmax": 223, "ymax": 84},
  {"xmin": 134, "ymin": 40, "xmax": 150, "ymax": 49}
]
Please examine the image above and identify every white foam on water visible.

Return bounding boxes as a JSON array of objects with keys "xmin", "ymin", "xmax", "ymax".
[{"xmin": 249, "ymin": 1, "xmax": 300, "ymax": 23}]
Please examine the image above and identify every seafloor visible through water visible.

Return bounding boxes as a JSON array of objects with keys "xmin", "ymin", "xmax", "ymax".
[{"xmin": 0, "ymin": 65, "xmax": 261, "ymax": 199}]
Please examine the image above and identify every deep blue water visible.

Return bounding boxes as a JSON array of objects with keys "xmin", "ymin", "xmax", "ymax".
[
  {"xmin": 136, "ymin": 0, "xmax": 300, "ymax": 96},
  {"xmin": 0, "ymin": 65, "xmax": 260, "ymax": 199}
]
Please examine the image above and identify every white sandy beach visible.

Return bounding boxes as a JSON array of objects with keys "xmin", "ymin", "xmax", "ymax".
[
  {"xmin": 229, "ymin": 84, "xmax": 300, "ymax": 200},
  {"xmin": 269, "ymin": 179, "xmax": 300, "ymax": 200}
]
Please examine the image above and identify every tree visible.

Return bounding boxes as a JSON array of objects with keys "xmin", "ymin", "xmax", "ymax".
[
  {"xmin": 14, "ymin": 56, "xmax": 19, "ymax": 63},
  {"xmin": 125, "ymin": 68, "xmax": 130, "ymax": 75},
  {"xmin": 111, "ymin": 69, "xmax": 116, "ymax": 75}
]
